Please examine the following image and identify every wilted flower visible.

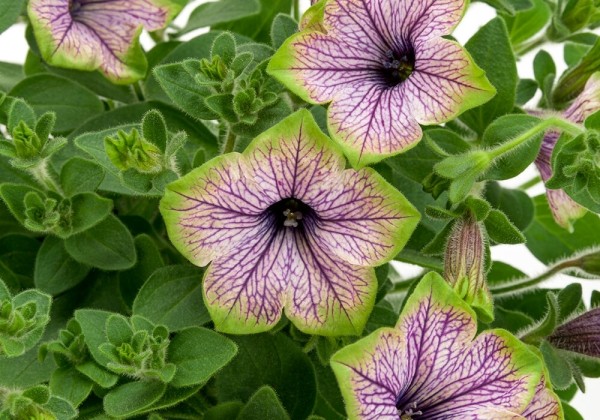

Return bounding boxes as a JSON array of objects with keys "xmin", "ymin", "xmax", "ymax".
[
  {"xmin": 160, "ymin": 110, "xmax": 419, "ymax": 335},
  {"xmin": 28, "ymin": 0, "xmax": 185, "ymax": 83},
  {"xmin": 331, "ymin": 272, "xmax": 562, "ymax": 419},
  {"xmin": 548, "ymin": 307, "xmax": 600, "ymax": 358},
  {"xmin": 534, "ymin": 72, "xmax": 600, "ymax": 230},
  {"xmin": 268, "ymin": 0, "xmax": 495, "ymax": 167}
]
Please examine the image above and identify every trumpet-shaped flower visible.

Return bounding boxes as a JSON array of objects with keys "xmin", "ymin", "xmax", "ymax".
[
  {"xmin": 268, "ymin": 0, "xmax": 495, "ymax": 167},
  {"xmin": 331, "ymin": 272, "xmax": 562, "ymax": 419},
  {"xmin": 28, "ymin": 0, "xmax": 185, "ymax": 84},
  {"xmin": 534, "ymin": 72, "xmax": 600, "ymax": 230},
  {"xmin": 160, "ymin": 110, "xmax": 419, "ymax": 335}
]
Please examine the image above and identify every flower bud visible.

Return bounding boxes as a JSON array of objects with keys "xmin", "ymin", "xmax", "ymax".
[
  {"xmin": 548, "ymin": 308, "xmax": 600, "ymax": 357},
  {"xmin": 12, "ymin": 121, "xmax": 43, "ymax": 160},
  {"xmin": 104, "ymin": 129, "xmax": 162, "ymax": 174},
  {"xmin": 444, "ymin": 214, "xmax": 493, "ymax": 321}
]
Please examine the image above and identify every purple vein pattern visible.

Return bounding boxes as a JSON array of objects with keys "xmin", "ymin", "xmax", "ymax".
[
  {"xmin": 533, "ymin": 72, "xmax": 600, "ymax": 229},
  {"xmin": 268, "ymin": 0, "xmax": 495, "ymax": 167},
  {"xmin": 548, "ymin": 307, "xmax": 600, "ymax": 358},
  {"xmin": 28, "ymin": 0, "xmax": 182, "ymax": 83},
  {"xmin": 331, "ymin": 272, "xmax": 562, "ymax": 419},
  {"xmin": 159, "ymin": 110, "xmax": 420, "ymax": 335}
]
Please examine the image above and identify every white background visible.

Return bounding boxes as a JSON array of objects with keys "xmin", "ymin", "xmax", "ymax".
[{"xmin": 0, "ymin": 0, "xmax": 598, "ymax": 417}]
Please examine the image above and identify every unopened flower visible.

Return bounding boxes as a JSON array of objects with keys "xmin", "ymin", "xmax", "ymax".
[
  {"xmin": 160, "ymin": 110, "xmax": 419, "ymax": 335},
  {"xmin": 548, "ymin": 307, "xmax": 600, "ymax": 358},
  {"xmin": 28, "ymin": 0, "xmax": 185, "ymax": 83},
  {"xmin": 534, "ymin": 72, "xmax": 600, "ymax": 230},
  {"xmin": 268, "ymin": 0, "xmax": 495, "ymax": 167},
  {"xmin": 444, "ymin": 214, "xmax": 493, "ymax": 321},
  {"xmin": 331, "ymin": 272, "xmax": 562, "ymax": 419}
]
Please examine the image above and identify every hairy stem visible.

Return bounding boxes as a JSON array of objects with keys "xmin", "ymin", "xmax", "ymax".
[
  {"xmin": 488, "ymin": 117, "xmax": 584, "ymax": 160},
  {"xmin": 221, "ymin": 127, "xmax": 237, "ymax": 154},
  {"xmin": 491, "ymin": 260, "xmax": 578, "ymax": 296}
]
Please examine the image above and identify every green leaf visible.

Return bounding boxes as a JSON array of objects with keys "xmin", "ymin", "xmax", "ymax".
[
  {"xmin": 553, "ymin": 37, "xmax": 600, "ymax": 106},
  {"xmin": 237, "ymin": 386, "xmax": 290, "ymax": 420},
  {"xmin": 0, "ymin": 62, "xmax": 24, "ymax": 92},
  {"xmin": 103, "ymin": 381, "xmax": 167, "ymax": 418},
  {"xmin": 34, "ymin": 236, "xmax": 90, "ymax": 295},
  {"xmin": 178, "ymin": 0, "xmax": 261, "ymax": 35},
  {"xmin": 60, "ymin": 158, "xmax": 105, "ymax": 197},
  {"xmin": 0, "ymin": 0, "xmax": 24, "ymax": 35},
  {"xmin": 132, "ymin": 265, "xmax": 210, "ymax": 331},
  {"xmin": 64, "ymin": 215, "xmax": 136, "ymax": 270},
  {"xmin": 169, "ymin": 327, "xmax": 237, "ymax": 388},
  {"xmin": 153, "ymin": 60, "xmax": 218, "ymax": 121},
  {"xmin": 461, "ymin": 18, "xmax": 517, "ymax": 135},
  {"xmin": 271, "ymin": 13, "xmax": 298, "ymax": 49},
  {"xmin": 562, "ymin": 401, "xmax": 584, "ymax": 420},
  {"xmin": 481, "ymin": 114, "xmax": 544, "ymax": 180},
  {"xmin": 533, "ymin": 49, "xmax": 556, "ymax": 105},
  {"xmin": 44, "ymin": 395, "xmax": 77, "ymax": 419},
  {"xmin": 214, "ymin": 0, "xmax": 292, "ymax": 43},
  {"xmin": 484, "ymin": 209, "xmax": 526, "ymax": 244},
  {"xmin": 484, "ymin": 182, "xmax": 535, "ymax": 231},
  {"xmin": 74, "ymin": 309, "xmax": 112, "ymax": 368},
  {"xmin": 487, "ymin": 261, "xmax": 526, "ymax": 285},
  {"xmin": 541, "ymin": 340, "xmax": 574, "ymax": 389},
  {"xmin": 502, "ymin": 0, "xmax": 552, "ymax": 46},
  {"xmin": 203, "ymin": 402, "xmax": 244, "ymax": 420},
  {"xmin": 479, "ymin": 0, "xmax": 533, "ymax": 14},
  {"xmin": 490, "ymin": 306, "xmax": 534, "ymax": 332},
  {"xmin": 515, "ymin": 78, "xmax": 538, "ymax": 105},
  {"xmin": 216, "ymin": 333, "xmax": 317, "ymax": 420},
  {"xmin": 525, "ymin": 195, "xmax": 600, "ymax": 263},
  {"xmin": 119, "ymin": 234, "xmax": 165, "ymax": 307},
  {"xmin": 309, "ymin": 353, "xmax": 346, "ymax": 420},
  {"xmin": 49, "ymin": 367, "xmax": 93, "ymax": 407},
  {"xmin": 68, "ymin": 193, "xmax": 113, "ymax": 236},
  {"xmin": 522, "ymin": 293, "xmax": 560, "ymax": 343},
  {"xmin": 557, "ymin": 283, "xmax": 583, "ymax": 322},
  {"xmin": 9, "ymin": 74, "xmax": 104, "ymax": 134}
]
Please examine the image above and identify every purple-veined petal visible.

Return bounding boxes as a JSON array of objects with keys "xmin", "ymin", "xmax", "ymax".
[
  {"xmin": 160, "ymin": 154, "xmax": 271, "ymax": 267},
  {"xmin": 564, "ymin": 72, "xmax": 600, "ymax": 123},
  {"xmin": 332, "ymin": 272, "xmax": 543, "ymax": 420},
  {"xmin": 408, "ymin": 37, "xmax": 496, "ymax": 125},
  {"xmin": 522, "ymin": 377, "xmax": 563, "ymax": 420},
  {"xmin": 28, "ymin": 0, "xmax": 184, "ymax": 83},
  {"xmin": 202, "ymin": 218, "xmax": 377, "ymax": 335},
  {"xmin": 311, "ymin": 168, "xmax": 419, "ymax": 266},
  {"xmin": 244, "ymin": 110, "xmax": 346, "ymax": 207},
  {"xmin": 203, "ymin": 226, "xmax": 291, "ymax": 334},
  {"xmin": 285, "ymin": 227, "xmax": 377, "ymax": 335},
  {"xmin": 548, "ymin": 307, "xmax": 600, "ymax": 358}
]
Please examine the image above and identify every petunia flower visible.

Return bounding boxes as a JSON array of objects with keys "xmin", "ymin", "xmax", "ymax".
[
  {"xmin": 331, "ymin": 272, "xmax": 562, "ymax": 419},
  {"xmin": 160, "ymin": 110, "xmax": 420, "ymax": 335},
  {"xmin": 28, "ymin": 0, "xmax": 185, "ymax": 84},
  {"xmin": 534, "ymin": 72, "xmax": 600, "ymax": 230},
  {"xmin": 268, "ymin": 0, "xmax": 495, "ymax": 167}
]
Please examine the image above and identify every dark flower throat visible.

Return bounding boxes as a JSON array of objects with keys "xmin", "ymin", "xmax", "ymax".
[
  {"xmin": 381, "ymin": 49, "xmax": 415, "ymax": 87},
  {"xmin": 267, "ymin": 198, "xmax": 313, "ymax": 229}
]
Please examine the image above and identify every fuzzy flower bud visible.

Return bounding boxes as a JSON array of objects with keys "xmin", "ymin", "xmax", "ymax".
[
  {"xmin": 548, "ymin": 308, "xmax": 600, "ymax": 357},
  {"xmin": 444, "ymin": 215, "xmax": 493, "ymax": 321}
]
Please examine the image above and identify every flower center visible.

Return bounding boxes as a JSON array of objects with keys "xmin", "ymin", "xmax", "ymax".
[
  {"xmin": 69, "ymin": 0, "xmax": 83, "ymax": 14},
  {"xmin": 397, "ymin": 402, "xmax": 423, "ymax": 420},
  {"xmin": 267, "ymin": 198, "xmax": 313, "ymax": 229},
  {"xmin": 381, "ymin": 49, "xmax": 415, "ymax": 87}
]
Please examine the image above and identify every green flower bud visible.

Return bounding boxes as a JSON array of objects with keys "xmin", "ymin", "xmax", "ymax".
[
  {"xmin": 444, "ymin": 215, "xmax": 493, "ymax": 321},
  {"xmin": 12, "ymin": 121, "xmax": 43, "ymax": 160},
  {"xmin": 104, "ymin": 129, "xmax": 163, "ymax": 174}
]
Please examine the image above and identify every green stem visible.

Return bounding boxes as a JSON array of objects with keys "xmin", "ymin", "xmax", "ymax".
[
  {"xmin": 517, "ymin": 175, "xmax": 542, "ymax": 191},
  {"xmin": 490, "ymin": 260, "xmax": 577, "ymax": 296},
  {"xmin": 133, "ymin": 82, "xmax": 145, "ymax": 102},
  {"xmin": 391, "ymin": 275, "xmax": 422, "ymax": 293},
  {"xmin": 487, "ymin": 117, "xmax": 584, "ymax": 160},
  {"xmin": 293, "ymin": 0, "xmax": 301, "ymax": 20},
  {"xmin": 29, "ymin": 161, "xmax": 63, "ymax": 195},
  {"xmin": 303, "ymin": 335, "xmax": 319, "ymax": 353},
  {"xmin": 514, "ymin": 35, "xmax": 548, "ymax": 56},
  {"xmin": 221, "ymin": 128, "xmax": 237, "ymax": 154}
]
